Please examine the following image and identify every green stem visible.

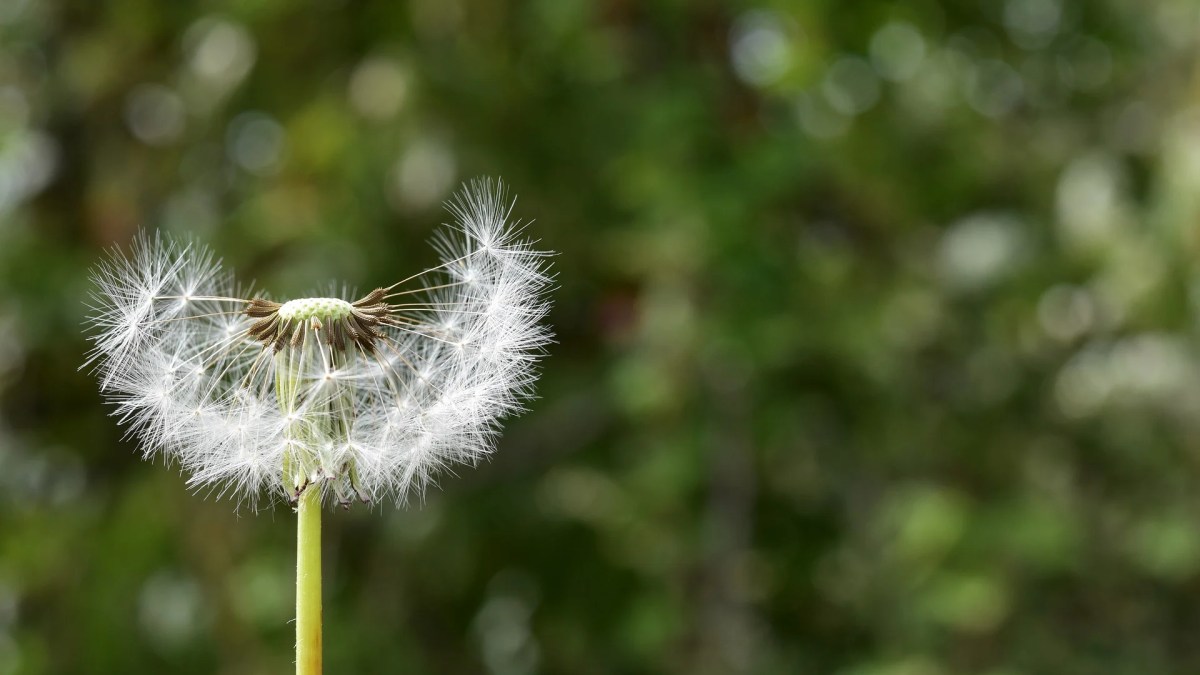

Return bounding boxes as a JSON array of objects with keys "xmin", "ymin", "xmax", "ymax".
[{"xmin": 296, "ymin": 487, "xmax": 322, "ymax": 675}]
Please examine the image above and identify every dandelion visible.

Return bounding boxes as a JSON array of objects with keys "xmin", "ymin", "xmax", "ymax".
[{"xmin": 83, "ymin": 178, "xmax": 552, "ymax": 674}]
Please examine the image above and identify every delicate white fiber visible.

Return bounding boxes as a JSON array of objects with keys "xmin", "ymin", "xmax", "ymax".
[{"xmin": 84, "ymin": 178, "xmax": 553, "ymax": 509}]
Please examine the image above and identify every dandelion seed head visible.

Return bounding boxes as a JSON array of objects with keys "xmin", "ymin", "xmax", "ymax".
[{"xmin": 84, "ymin": 178, "xmax": 553, "ymax": 510}]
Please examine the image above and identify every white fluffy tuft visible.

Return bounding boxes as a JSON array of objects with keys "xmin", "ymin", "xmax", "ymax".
[{"xmin": 84, "ymin": 178, "xmax": 553, "ymax": 510}]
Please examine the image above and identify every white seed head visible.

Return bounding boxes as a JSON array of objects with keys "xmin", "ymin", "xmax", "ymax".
[{"xmin": 84, "ymin": 178, "xmax": 554, "ymax": 510}]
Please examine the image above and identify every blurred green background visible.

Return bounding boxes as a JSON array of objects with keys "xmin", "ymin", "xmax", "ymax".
[{"xmin": 1, "ymin": 0, "xmax": 1198, "ymax": 673}]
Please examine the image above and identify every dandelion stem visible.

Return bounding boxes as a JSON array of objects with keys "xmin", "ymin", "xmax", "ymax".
[{"xmin": 296, "ymin": 487, "xmax": 323, "ymax": 675}]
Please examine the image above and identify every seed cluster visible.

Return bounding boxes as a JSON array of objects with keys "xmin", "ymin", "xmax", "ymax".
[
  {"xmin": 245, "ymin": 289, "xmax": 392, "ymax": 354},
  {"xmin": 84, "ymin": 178, "xmax": 553, "ymax": 509}
]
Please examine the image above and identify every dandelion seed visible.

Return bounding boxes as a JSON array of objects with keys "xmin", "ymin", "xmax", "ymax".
[
  {"xmin": 84, "ymin": 177, "xmax": 554, "ymax": 510},
  {"xmin": 85, "ymin": 178, "xmax": 553, "ymax": 674}
]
